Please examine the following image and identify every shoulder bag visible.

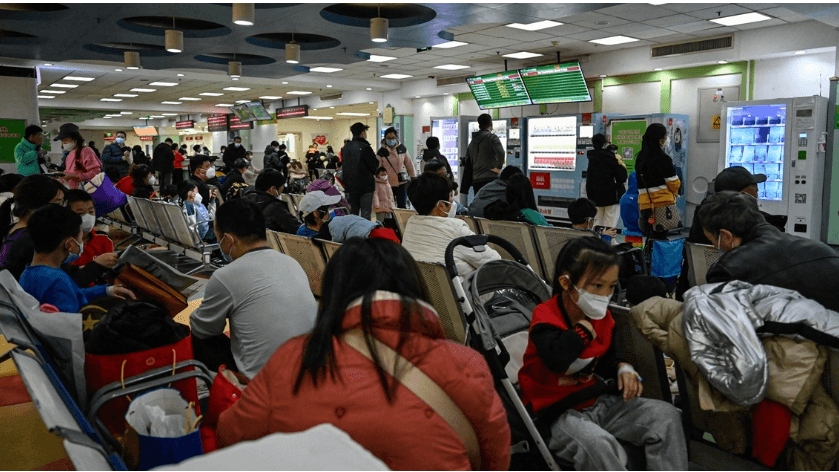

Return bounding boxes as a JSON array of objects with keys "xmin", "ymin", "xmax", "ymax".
[
  {"xmin": 341, "ymin": 328, "xmax": 481, "ymax": 470},
  {"xmin": 638, "ymin": 164, "xmax": 681, "ymax": 234},
  {"xmin": 383, "ymin": 152, "xmax": 410, "ymax": 183}
]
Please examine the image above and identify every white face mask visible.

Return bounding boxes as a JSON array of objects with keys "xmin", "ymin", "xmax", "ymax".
[
  {"xmin": 147, "ymin": 175, "xmax": 157, "ymax": 186},
  {"xmin": 63, "ymin": 142, "xmax": 75, "ymax": 152},
  {"xmin": 573, "ymin": 285, "xmax": 611, "ymax": 320},
  {"xmin": 439, "ymin": 200, "xmax": 457, "ymax": 218},
  {"xmin": 194, "ymin": 192, "xmax": 203, "ymax": 205},
  {"xmin": 80, "ymin": 213, "xmax": 96, "ymax": 233},
  {"xmin": 234, "ymin": 142, "xmax": 241, "ymax": 148},
  {"xmin": 115, "ymin": 137, "xmax": 125, "ymax": 145},
  {"xmin": 205, "ymin": 167, "xmax": 216, "ymax": 179},
  {"xmin": 273, "ymin": 147, "xmax": 280, "ymax": 152},
  {"xmin": 661, "ymin": 136, "xmax": 670, "ymax": 149}
]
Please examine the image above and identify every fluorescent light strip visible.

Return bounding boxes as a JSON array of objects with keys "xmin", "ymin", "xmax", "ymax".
[
  {"xmin": 434, "ymin": 64, "xmax": 469, "ymax": 70},
  {"xmin": 304, "ymin": 116, "xmax": 333, "ymax": 120},
  {"xmin": 380, "ymin": 74, "xmax": 413, "ymax": 79},
  {"xmin": 506, "ymin": 20, "xmax": 562, "ymax": 31},
  {"xmin": 162, "ymin": 113, "xmax": 178, "ymax": 116},
  {"xmin": 161, "ymin": 101, "xmax": 182, "ymax": 104},
  {"xmin": 50, "ymin": 83, "xmax": 79, "ymax": 88},
  {"xmin": 223, "ymin": 87, "xmax": 250, "ymax": 91},
  {"xmin": 336, "ymin": 112, "xmax": 370, "ymax": 116},
  {"xmin": 131, "ymin": 88, "xmax": 157, "ymax": 92},
  {"xmin": 589, "ymin": 35, "xmax": 639, "ymax": 45},
  {"xmin": 309, "ymin": 67, "xmax": 343, "ymax": 73},
  {"xmin": 149, "ymin": 81, "xmax": 178, "ymax": 86},
  {"xmin": 37, "ymin": 95, "xmax": 54, "ymax": 99},
  {"xmin": 199, "ymin": 92, "xmax": 223, "ymax": 96},
  {"xmin": 367, "ymin": 55, "xmax": 396, "ymax": 62},
  {"xmin": 709, "ymin": 12, "xmax": 771, "ymax": 26},
  {"xmin": 120, "ymin": 112, "xmax": 133, "ymax": 114},
  {"xmin": 502, "ymin": 52, "xmax": 543, "ymax": 59},
  {"xmin": 114, "ymin": 94, "xmax": 138, "ymax": 98},
  {"xmin": 235, "ymin": 100, "xmax": 249, "ymax": 104},
  {"xmin": 40, "ymin": 90, "xmax": 65, "ymax": 94},
  {"xmin": 149, "ymin": 115, "xmax": 164, "ymax": 118},
  {"xmin": 63, "ymin": 76, "xmax": 95, "ymax": 82},
  {"xmin": 433, "ymin": 41, "xmax": 468, "ymax": 49},
  {"xmin": 100, "ymin": 98, "xmax": 122, "ymax": 102},
  {"xmin": 259, "ymin": 96, "xmax": 282, "ymax": 100},
  {"xmin": 286, "ymin": 91, "xmax": 312, "ymax": 95},
  {"xmin": 179, "ymin": 97, "xmax": 201, "ymax": 101},
  {"xmin": 215, "ymin": 103, "xmax": 234, "ymax": 107}
]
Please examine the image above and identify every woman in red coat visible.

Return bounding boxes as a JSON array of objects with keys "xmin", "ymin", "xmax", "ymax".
[
  {"xmin": 217, "ymin": 238, "xmax": 511, "ymax": 470},
  {"xmin": 518, "ymin": 237, "xmax": 687, "ymax": 470}
]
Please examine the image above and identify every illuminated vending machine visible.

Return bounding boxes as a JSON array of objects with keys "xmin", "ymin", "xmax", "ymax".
[
  {"xmin": 720, "ymin": 96, "xmax": 828, "ymax": 239},
  {"xmin": 430, "ymin": 115, "xmax": 478, "ymax": 183},
  {"xmin": 467, "ymin": 118, "xmax": 510, "ymax": 158}
]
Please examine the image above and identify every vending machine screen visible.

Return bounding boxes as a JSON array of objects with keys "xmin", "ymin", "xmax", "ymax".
[
  {"xmin": 526, "ymin": 116, "xmax": 578, "ymax": 171},
  {"xmin": 725, "ymin": 103, "xmax": 786, "ymax": 201},
  {"xmin": 431, "ymin": 118, "xmax": 460, "ymax": 178}
]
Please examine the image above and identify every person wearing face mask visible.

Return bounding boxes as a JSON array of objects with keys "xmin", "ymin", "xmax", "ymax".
[
  {"xmin": 466, "ymin": 113, "xmax": 505, "ymax": 196},
  {"xmin": 263, "ymin": 141, "xmax": 284, "ymax": 173},
  {"xmin": 188, "ymin": 155, "xmax": 220, "ymax": 206},
  {"xmin": 296, "ymin": 191, "xmax": 341, "ymax": 239},
  {"xmin": 568, "ymin": 198, "xmax": 617, "ymax": 242},
  {"xmin": 65, "ymin": 190, "xmax": 118, "ymax": 272},
  {"xmin": 132, "ymin": 145, "xmax": 150, "ymax": 167},
  {"xmin": 14, "ymin": 125, "xmax": 48, "ymax": 176},
  {"xmin": 244, "ymin": 169, "xmax": 299, "ymax": 234},
  {"xmin": 518, "ymin": 237, "xmax": 687, "ymax": 471},
  {"xmin": 171, "ymin": 142, "xmax": 186, "ymax": 185},
  {"xmin": 222, "ymin": 136, "xmax": 246, "ymax": 169},
  {"xmin": 377, "ymin": 127, "xmax": 416, "ymax": 209},
  {"xmin": 101, "ymin": 130, "xmax": 131, "ymax": 179},
  {"xmin": 634, "ymin": 123, "xmax": 680, "ymax": 239},
  {"xmin": 178, "ymin": 181, "xmax": 216, "ymax": 242},
  {"xmin": 586, "ymin": 134, "xmax": 627, "ymax": 229},
  {"xmin": 401, "ymin": 173, "xmax": 500, "ymax": 276},
  {"xmin": 699, "ymin": 191, "xmax": 839, "ymax": 312},
  {"xmin": 54, "ymin": 123, "xmax": 101, "ymax": 190},
  {"xmin": 19, "ymin": 205, "xmax": 135, "ymax": 313},
  {"xmin": 190, "ymin": 199, "xmax": 317, "ymax": 378}
]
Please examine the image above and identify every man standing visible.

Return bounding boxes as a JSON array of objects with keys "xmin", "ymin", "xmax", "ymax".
[
  {"xmin": 340, "ymin": 122, "xmax": 379, "ymax": 220},
  {"xmin": 14, "ymin": 125, "xmax": 47, "ymax": 176},
  {"xmin": 101, "ymin": 130, "xmax": 131, "ymax": 180},
  {"xmin": 190, "ymin": 199, "xmax": 317, "ymax": 378},
  {"xmin": 153, "ymin": 137, "xmax": 175, "ymax": 188},
  {"xmin": 466, "ymin": 113, "xmax": 505, "ymax": 194},
  {"xmin": 700, "ymin": 191, "xmax": 839, "ymax": 312},
  {"xmin": 222, "ymin": 136, "xmax": 246, "ymax": 169}
]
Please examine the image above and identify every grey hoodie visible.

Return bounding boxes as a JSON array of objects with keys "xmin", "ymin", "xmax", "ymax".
[{"xmin": 466, "ymin": 129, "xmax": 505, "ymax": 182}]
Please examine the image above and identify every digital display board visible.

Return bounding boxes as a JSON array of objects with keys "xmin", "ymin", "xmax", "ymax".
[
  {"xmin": 207, "ymin": 114, "xmax": 228, "ymax": 132},
  {"xmin": 176, "ymin": 120, "xmax": 194, "ymax": 130},
  {"xmin": 519, "ymin": 62, "xmax": 592, "ymax": 105},
  {"xmin": 465, "ymin": 71, "xmax": 532, "ymax": 110},
  {"xmin": 230, "ymin": 104, "xmax": 255, "ymax": 122},
  {"xmin": 228, "ymin": 114, "xmax": 253, "ymax": 130},
  {"xmin": 526, "ymin": 116, "xmax": 578, "ymax": 171},
  {"xmin": 132, "ymin": 126, "xmax": 158, "ymax": 137},
  {"xmin": 276, "ymin": 105, "xmax": 309, "ymax": 119},
  {"xmin": 245, "ymin": 101, "xmax": 273, "ymax": 121}
]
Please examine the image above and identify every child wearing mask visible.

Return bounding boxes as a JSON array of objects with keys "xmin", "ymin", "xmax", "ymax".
[
  {"xmin": 178, "ymin": 180, "xmax": 216, "ymax": 242},
  {"xmin": 373, "ymin": 166, "xmax": 395, "ymax": 223},
  {"xmin": 64, "ymin": 190, "xmax": 117, "ymax": 269}
]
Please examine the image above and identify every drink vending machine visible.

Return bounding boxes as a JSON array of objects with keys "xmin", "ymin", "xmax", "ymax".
[
  {"xmin": 719, "ymin": 96, "xmax": 828, "ymax": 240},
  {"xmin": 430, "ymin": 115, "xmax": 478, "ymax": 183},
  {"xmin": 524, "ymin": 113, "xmax": 689, "ymax": 228}
]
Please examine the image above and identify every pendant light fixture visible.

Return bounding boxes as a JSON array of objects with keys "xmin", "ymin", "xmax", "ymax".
[
  {"xmin": 286, "ymin": 33, "xmax": 300, "ymax": 64},
  {"xmin": 229, "ymin": 60, "xmax": 242, "ymax": 78},
  {"xmin": 124, "ymin": 51, "xmax": 141, "ymax": 70},
  {"xmin": 165, "ymin": 17, "xmax": 183, "ymax": 53},
  {"xmin": 233, "ymin": 3, "xmax": 255, "ymax": 26},
  {"xmin": 371, "ymin": 5, "xmax": 388, "ymax": 43}
]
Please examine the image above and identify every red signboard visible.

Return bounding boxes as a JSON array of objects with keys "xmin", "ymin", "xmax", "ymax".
[
  {"xmin": 422, "ymin": 126, "xmax": 430, "ymax": 133},
  {"xmin": 530, "ymin": 172, "xmax": 551, "ymax": 190},
  {"xmin": 582, "ymin": 113, "xmax": 592, "ymax": 125},
  {"xmin": 176, "ymin": 120, "xmax": 194, "ymax": 130},
  {"xmin": 139, "ymin": 136, "xmax": 154, "ymax": 141},
  {"xmin": 207, "ymin": 114, "xmax": 228, "ymax": 132},
  {"xmin": 228, "ymin": 114, "xmax": 253, "ymax": 130},
  {"xmin": 275, "ymin": 105, "xmax": 309, "ymax": 119},
  {"xmin": 511, "ymin": 117, "xmax": 519, "ymax": 127},
  {"xmin": 185, "ymin": 136, "xmax": 193, "ymax": 141}
]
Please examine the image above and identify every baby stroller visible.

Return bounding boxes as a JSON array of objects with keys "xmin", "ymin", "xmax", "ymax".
[{"xmin": 444, "ymin": 235, "xmax": 559, "ymax": 471}]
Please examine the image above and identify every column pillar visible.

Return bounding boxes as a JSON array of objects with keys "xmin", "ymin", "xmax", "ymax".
[{"xmin": 0, "ymin": 66, "xmax": 40, "ymax": 174}]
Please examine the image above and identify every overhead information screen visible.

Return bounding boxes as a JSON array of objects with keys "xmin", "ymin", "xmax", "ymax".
[
  {"xmin": 519, "ymin": 62, "xmax": 592, "ymax": 104},
  {"xmin": 465, "ymin": 71, "xmax": 532, "ymax": 110}
]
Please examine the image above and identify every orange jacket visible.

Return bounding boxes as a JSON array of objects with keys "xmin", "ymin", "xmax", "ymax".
[{"xmin": 217, "ymin": 291, "xmax": 511, "ymax": 471}]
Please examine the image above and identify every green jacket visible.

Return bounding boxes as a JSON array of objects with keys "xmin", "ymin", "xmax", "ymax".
[{"xmin": 14, "ymin": 137, "xmax": 40, "ymax": 175}]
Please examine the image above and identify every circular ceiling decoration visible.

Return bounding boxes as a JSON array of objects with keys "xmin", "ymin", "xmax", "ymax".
[
  {"xmin": 118, "ymin": 16, "xmax": 230, "ymax": 38},
  {"xmin": 0, "ymin": 3, "xmax": 68, "ymax": 11},
  {"xmin": 0, "ymin": 29, "xmax": 38, "ymax": 45},
  {"xmin": 247, "ymin": 33, "xmax": 340, "ymax": 51},
  {"xmin": 320, "ymin": 3, "xmax": 436, "ymax": 28},
  {"xmin": 83, "ymin": 42, "xmax": 175, "ymax": 58},
  {"xmin": 194, "ymin": 53, "xmax": 276, "ymax": 66},
  {"xmin": 213, "ymin": 3, "xmax": 301, "ymax": 9}
]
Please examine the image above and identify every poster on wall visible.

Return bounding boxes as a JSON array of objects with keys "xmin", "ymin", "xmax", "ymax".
[
  {"xmin": 697, "ymin": 86, "xmax": 741, "ymax": 143},
  {"xmin": 311, "ymin": 133, "xmax": 330, "ymax": 147},
  {"xmin": 611, "ymin": 120, "xmax": 647, "ymax": 173},
  {"xmin": 0, "ymin": 118, "xmax": 25, "ymax": 164}
]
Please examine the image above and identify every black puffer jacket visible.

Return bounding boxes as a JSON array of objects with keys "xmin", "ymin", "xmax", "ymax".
[
  {"xmin": 340, "ymin": 137, "xmax": 378, "ymax": 194},
  {"xmin": 585, "ymin": 148, "xmax": 627, "ymax": 207},
  {"xmin": 706, "ymin": 222, "xmax": 839, "ymax": 312},
  {"xmin": 244, "ymin": 190, "xmax": 300, "ymax": 234}
]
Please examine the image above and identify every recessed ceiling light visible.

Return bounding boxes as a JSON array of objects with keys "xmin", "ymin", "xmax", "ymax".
[
  {"xmin": 114, "ymin": 68, "xmax": 123, "ymax": 72},
  {"xmin": 433, "ymin": 41, "xmax": 468, "ymax": 49},
  {"xmin": 710, "ymin": 12, "xmax": 771, "ymax": 26},
  {"xmin": 415, "ymin": 96, "xmax": 421, "ymax": 99},
  {"xmin": 102, "ymin": 116, "xmax": 112, "ymax": 119},
  {"xmin": 232, "ymin": 78, "xmax": 239, "ymax": 81},
  {"xmin": 337, "ymin": 112, "xmax": 370, "ymax": 116},
  {"xmin": 50, "ymin": 83, "xmax": 79, "ymax": 88},
  {"xmin": 329, "ymin": 106, "xmax": 335, "ymax": 109},
  {"xmin": 215, "ymin": 104, "xmax": 234, "ymax": 107},
  {"xmin": 506, "ymin": 20, "xmax": 562, "ymax": 31},
  {"xmin": 162, "ymin": 113, "xmax": 178, "ymax": 116},
  {"xmin": 177, "ymin": 73, "xmax": 185, "ymax": 77},
  {"xmin": 282, "ymin": 81, "xmax": 288, "ymax": 85},
  {"xmin": 718, "ymin": 60, "xmax": 728, "ymax": 64},
  {"xmin": 366, "ymin": 87, "xmax": 372, "ymax": 91},
  {"xmin": 120, "ymin": 111, "xmax": 133, "ymax": 114},
  {"xmin": 63, "ymin": 76, "xmax": 95, "ymax": 82},
  {"xmin": 149, "ymin": 115, "xmax": 164, "ymax": 118},
  {"xmin": 287, "ymin": 91, "xmax": 312, "ymax": 95},
  {"xmin": 223, "ymin": 87, "xmax": 250, "ymax": 91},
  {"xmin": 37, "ymin": 95, "xmax": 54, "ymax": 99},
  {"xmin": 594, "ymin": 21, "xmax": 610, "ymax": 26},
  {"xmin": 654, "ymin": 68, "xmax": 663, "ymax": 71},
  {"xmin": 199, "ymin": 92, "xmax": 223, "ymax": 96},
  {"xmin": 149, "ymin": 81, "xmax": 178, "ymax": 86},
  {"xmin": 43, "ymin": 63, "xmax": 53, "ymax": 66},
  {"xmin": 380, "ymin": 73, "xmax": 413, "ymax": 79},
  {"xmin": 327, "ymin": 85, "xmax": 333, "ymax": 88},
  {"xmin": 114, "ymin": 93, "xmax": 138, "ymax": 97},
  {"xmin": 259, "ymin": 96, "xmax": 282, "ymax": 100},
  {"xmin": 599, "ymin": 74, "xmax": 607, "ymax": 78},
  {"xmin": 309, "ymin": 67, "xmax": 343, "ymax": 73},
  {"xmin": 368, "ymin": 101, "xmax": 374, "ymax": 104},
  {"xmin": 131, "ymin": 88, "xmax": 157, "ymax": 92},
  {"xmin": 40, "ymin": 90, "xmax": 65, "ymax": 94},
  {"xmin": 434, "ymin": 64, "xmax": 470, "ymax": 70},
  {"xmin": 304, "ymin": 116, "xmax": 334, "ymax": 120},
  {"xmin": 100, "ymin": 98, "xmax": 122, "ymax": 102},
  {"xmin": 368, "ymin": 55, "xmax": 396, "ymax": 62},
  {"xmin": 590, "ymin": 35, "xmax": 639, "ymax": 45},
  {"xmin": 794, "ymin": 50, "xmax": 806, "ymax": 55},
  {"xmin": 502, "ymin": 52, "xmax": 543, "ymax": 59},
  {"xmin": 179, "ymin": 97, "xmax": 201, "ymax": 101},
  {"xmin": 235, "ymin": 100, "xmax": 249, "ymax": 104},
  {"xmin": 161, "ymin": 101, "xmax": 182, "ymax": 104}
]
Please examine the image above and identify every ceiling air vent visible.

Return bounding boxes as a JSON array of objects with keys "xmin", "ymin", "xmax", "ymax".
[
  {"xmin": 437, "ymin": 74, "xmax": 473, "ymax": 87},
  {"xmin": 320, "ymin": 93, "xmax": 343, "ymax": 101},
  {"xmin": 651, "ymin": 35, "xmax": 733, "ymax": 58}
]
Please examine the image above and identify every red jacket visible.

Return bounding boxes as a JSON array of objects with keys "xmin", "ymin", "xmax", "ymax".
[
  {"xmin": 518, "ymin": 296, "xmax": 615, "ymax": 414},
  {"xmin": 217, "ymin": 291, "xmax": 511, "ymax": 471}
]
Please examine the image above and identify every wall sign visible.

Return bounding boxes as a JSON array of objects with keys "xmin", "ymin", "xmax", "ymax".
[
  {"xmin": 383, "ymin": 106, "xmax": 394, "ymax": 125},
  {"xmin": 275, "ymin": 105, "xmax": 309, "ymax": 119},
  {"xmin": 697, "ymin": 86, "xmax": 740, "ymax": 143},
  {"xmin": 0, "ymin": 118, "xmax": 25, "ymax": 164},
  {"xmin": 611, "ymin": 120, "xmax": 647, "ymax": 174},
  {"xmin": 176, "ymin": 120, "xmax": 195, "ymax": 130},
  {"xmin": 530, "ymin": 172, "xmax": 551, "ymax": 190},
  {"xmin": 229, "ymin": 114, "xmax": 253, "ymax": 130},
  {"xmin": 139, "ymin": 136, "xmax": 154, "ymax": 141},
  {"xmin": 207, "ymin": 115, "xmax": 229, "ymax": 132},
  {"xmin": 103, "ymin": 132, "xmax": 115, "ymax": 141}
]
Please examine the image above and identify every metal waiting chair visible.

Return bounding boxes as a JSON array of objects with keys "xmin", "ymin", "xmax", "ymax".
[
  {"xmin": 275, "ymin": 233, "xmax": 328, "ymax": 297},
  {"xmin": 533, "ymin": 226, "xmax": 594, "ymax": 282},
  {"xmin": 280, "ymin": 194, "xmax": 301, "ymax": 223},
  {"xmin": 473, "ymin": 218, "xmax": 546, "ymax": 280},
  {"xmin": 415, "ymin": 261, "xmax": 468, "ymax": 344},
  {"xmin": 265, "ymin": 230, "xmax": 285, "ymax": 254},
  {"xmin": 456, "ymin": 215, "xmax": 481, "ymax": 235},
  {"xmin": 316, "ymin": 239, "xmax": 342, "ymax": 261},
  {"xmin": 684, "ymin": 242, "xmax": 721, "ymax": 287},
  {"xmin": 392, "ymin": 208, "xmax": 418, "ymax": 238}
]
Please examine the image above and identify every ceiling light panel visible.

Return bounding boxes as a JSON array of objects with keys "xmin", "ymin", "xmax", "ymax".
[
  {"xmin": 100, "ymin": 98, "xmax": 122, "ymax": 102},
  {"xmin": 199, "ymin": 92, "xmax": 223, "ymax": 96},
  {"xmin": 235, "ymin": 100, "xmax": 249, "ymax": 103},
  {"xmin": 40, "ymin": 90, "xmax": 65, "ymax": 94},
  {"xmin": 179, "ymin": 97, "xmax": 201, "ymax": 101},
  {"xmin": 259, "ymin": 96, "xmax": 282, "ymax": 99},
  {"xmin": 131, "ymin": 88, "xmax": 157, "ymax": 92},
  {"xmin": 309, "ymin": 67, "xmax": 343, "ymax": 73},
  {"xmin": 434, "ymin": 64, "xmax": 470, "ymax": 70},
  {"xmin": 113, "ymin": 94, "xmax": 138, "ymax": 97},
  {"xmin": 337, "ymin": 112, "xmax": 371, "ymax": 116},
  {"xmin": 433, "ymin": 41, "xmax": 468, "ymax": 49},
  {"xmin": 380, "ymin": 74, "xmax": 413, "ymax": 79},
  {"xmin": 502, "ymin": 52, "xmax": 543, "ymax": 59},
  {"xmin": 368, "ymin": 55, "xmax": 396, "ymax": 62},
  {"xmin": 120, "ymin": 112, "xmax": 133, "ymax": 114},
  {"xmin": 149, "ymin": 82, "xmax": 178, "ymax": 86},
  {"xmin": 215, "ymin": 103, "xmax": 234, "ymax": 107},
  {"xmin": 286, "ymin": 91, "xmax": 312, "ymax": 95},
  {"xmin": 50, "ymin": 83, "xmax": 79, "ymax": 88},
  {"xmin": 223, "ymin": 87, "xmax": 250, "ymax": 91},
  {"xmin": 710, "ymin": 12, "xmax": 771, "ymax": 26},
  {"xmin": 37, "ymin": 95, "xmax": 54, "ymax": 99},
  {"xmin": 589, "ymin": 35, "xmax": 639, "ymax": 45},
  {"xmin": 161, "ymin": 101, "xmax": 182, "ymax": 104},
  {"xmin": 506, "ymin": 20, "xmax": 562, "ymax": 31},
  {"xmin": 161, "ymin": 113, "xmax": 178, "ymax": 116}
]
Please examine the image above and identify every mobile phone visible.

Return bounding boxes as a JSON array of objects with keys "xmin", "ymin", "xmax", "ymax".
[{"xmin": 593, "ymin": 225, "xmax": 606, "ymax": 234}]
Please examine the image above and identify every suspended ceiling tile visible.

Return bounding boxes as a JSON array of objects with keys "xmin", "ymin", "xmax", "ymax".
[
  {"xmin": 661, "ymin": 3, "xmax": 729, "ymax": 13},
  {"xmin": 566, "ymin": 15, "xmax": 631, "ymax": 29},
  {"xmin": 687, "ymin": 4, "xmax": 754, "ymax": 20},
  {"xmin": 594, "ymin": 4, "xmax": 677, "ymax": 22},
  {"xmin": 445, "ymin": 23, "xmax": 506, "ymax": 34},
  {"xmin": 478, "ymin": 26, "xmax": 554, "ymax": 41},
  {"xmin": 562, "ymin": 29, "xmax": 615, "ymax": 41},
  {"xmin": 733, "ymin": 17, "xmax": 787, "ymax": 30},
  {"xmin": 643, "ymin": 14, "xmax": 704, "ymax": 28},
  {"xmin": 555, "ymin": 11, "xmax": 608, "ymax": 24},
  {"xmin": 651, "ymin": 33, "xmax": 703, "ymax": 44},
  {"xmin": 455, "ymin": 32, "xmax": 495, "ymax": 43},
  {"xmin": 605, "ymin": 23, "xmax": 668, "ymax": 37},
  {"xmin": 735, "ymin": 4, "xmax": 779, "ymax": 10},
  {"xmin": 759, "ymin": 7, "xmax": 814, "ymax": 23},
  {"xmin": 546, "ymin": 24, "xmax": 592, "ymax": 36},
  {"xmin": 670, "ymin": 20, "xmax": 720, "ymax": 33}
]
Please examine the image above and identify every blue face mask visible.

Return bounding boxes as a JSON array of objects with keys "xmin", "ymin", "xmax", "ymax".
[
  {"xmin": 64, "ymin": 238, "xmax": 83, "ymax": 264},
  {"xmin": 386, "ymin": 139, "xmax": 397, "ymax": 147},
  {"xmin": 220, "ymin": 233, "xmax": 234, "ymax": 263}
]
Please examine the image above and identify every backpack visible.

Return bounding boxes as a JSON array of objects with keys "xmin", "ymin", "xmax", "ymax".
[{"xmin": 225, "ymin": 182, "xmax": 249, "ymax": 200}]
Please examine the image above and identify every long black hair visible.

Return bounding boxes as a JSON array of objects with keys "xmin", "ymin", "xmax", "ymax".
[
  {"xmin": 634, "ymin": 123, "xmax": 668, "ymax": 178},
  {"xmin": 293, "ymin": 237, "xmax": 433, "ymax": 403},
  {"xmin": 505, "ymin": 173, "xmax": 538, "ymax": 212},
  {"xmin": 552, "ymin": 237, "xmax": 620, "ymax": 303}
]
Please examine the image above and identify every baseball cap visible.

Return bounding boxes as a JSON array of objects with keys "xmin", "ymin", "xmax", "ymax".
[
  {"xmin": 714, "ymin": 166, "xmax": 766, "ymax": 193},
  {"xmin": 53, "ymin": 123, "xmax": 80, "ymax": 141},
  {"xmin": 350, "ymin": 122, "xmax": 369, "ymax": 136},
  {"xmin": 298, "ymin": 191, "xmax": 341, "ymax": 217}
]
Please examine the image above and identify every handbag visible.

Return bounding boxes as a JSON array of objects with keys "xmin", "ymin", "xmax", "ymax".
[
  {"xmin": 85, "ymin": 173, "xmax": 128, "ymax": 217},
  {"xmin": 115, "ymin": 263, "xmax": 188, "ymax": 318},
  {"xmin": 201, "ymin": 364, "xmax": 250, "ymax": 453},
  {"xmin": 638, "ymin": 169, "xmax": 682, "ymax": 234},
  {"xmin": 341, "ymin": 328, "xmax": 481, "ymax": 470},
  {"xmin": 383, "ymin": 153, "xmax": 410, "ymax": 183}
]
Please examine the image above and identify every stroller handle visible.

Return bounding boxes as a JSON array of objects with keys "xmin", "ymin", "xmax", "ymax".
[{"xmin": 444, "ymin": 234, "xmax": 529, "ymax": 277}]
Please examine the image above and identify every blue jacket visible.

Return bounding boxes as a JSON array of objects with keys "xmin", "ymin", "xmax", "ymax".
[
  {"xmin": 20, "ymin": 265, "xmax": 108, "ymax": 313},
  {"xmin": 619, "ymin": 172, "xmax": 643, "ymax": 235},
  {"xmin": 101, "ymin": 143, "xmax": 130, "ymax": 177},
  {"xmin": 328, "ymin": 215, "xmax": 381, "ymax": 242},
  {"xmin": 14, "ymin": 138, "xmax": 41, "ymax": 176}
]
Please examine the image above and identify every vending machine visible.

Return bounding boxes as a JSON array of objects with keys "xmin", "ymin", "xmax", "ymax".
[
  {"xmin": 720, "ymin": 96, "xmax": 828, "ymax": 240},
  {"xmin": 467, "ymin": 119, "xmax": 510, "ymax": 157},
  {"xmin": 430, "ymin": 115, "xmax": 478, "ymax": 182}
]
